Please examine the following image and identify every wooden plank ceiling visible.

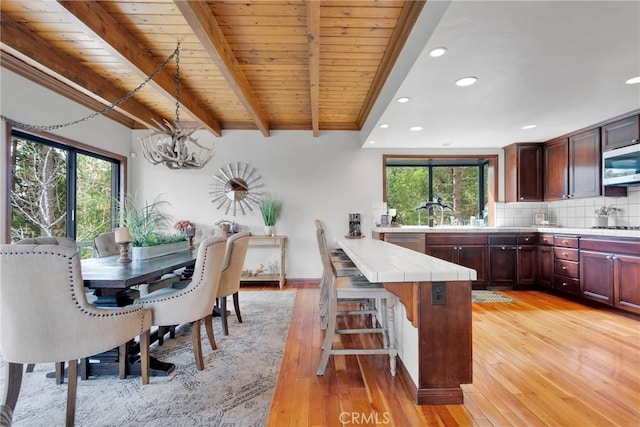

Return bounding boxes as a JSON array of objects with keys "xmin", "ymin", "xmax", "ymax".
[{"xmin": 0, "ymin": 0, "xmax": 425, "ymax": 137}]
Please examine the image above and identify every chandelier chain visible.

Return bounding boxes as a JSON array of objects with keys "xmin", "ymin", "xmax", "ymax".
[
  {"xmin": 1, "ymin": 45, "xmax": 180, "ymax": 132},
  {"xmin": 175, "ymin": 42, "xmax": 181, "ymax": 124}
]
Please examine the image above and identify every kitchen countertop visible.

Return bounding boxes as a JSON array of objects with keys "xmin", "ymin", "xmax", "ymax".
[{"xmin": 373, "ymin": 226, "xmax": 640, "ymax": 239}]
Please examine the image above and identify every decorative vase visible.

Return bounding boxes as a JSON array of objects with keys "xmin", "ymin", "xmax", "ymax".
[{"xmin": 264, "ymin": 225, "xmax": 275, "ymax": 236}]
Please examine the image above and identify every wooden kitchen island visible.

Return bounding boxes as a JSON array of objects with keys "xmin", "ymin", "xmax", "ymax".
[{"xmin": 337, "ymin": 237, "xmax": 477, "ymax": 405}]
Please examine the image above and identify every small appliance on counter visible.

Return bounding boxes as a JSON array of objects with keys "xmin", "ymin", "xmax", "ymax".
[{"xmin": 348, "ymin": 213, "xmax": 362, "ymax": 237}]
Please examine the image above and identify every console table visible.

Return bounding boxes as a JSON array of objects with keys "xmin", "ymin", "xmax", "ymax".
[{"xmin": 241, "ymin": 235, "xmax": 287, "ymax": 288}]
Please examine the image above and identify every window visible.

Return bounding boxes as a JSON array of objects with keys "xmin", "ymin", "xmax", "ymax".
[
  {"xmin": 384, "ymin": 155, "xmax": 495, "ymax": 226},
  {"xmin": 7, "ymin": 128, "xmax": 125, "ymax": 257}
]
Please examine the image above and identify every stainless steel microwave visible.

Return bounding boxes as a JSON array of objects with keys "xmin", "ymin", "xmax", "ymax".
[{"xmin": 603, "ymin": 143, "xmax": 640, "ymax": 186}]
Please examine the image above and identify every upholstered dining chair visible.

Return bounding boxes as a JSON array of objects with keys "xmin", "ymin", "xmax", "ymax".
[
  {"xmin": 133, "ymin": 236, "xmax": 227, "ymax": 370},
  {"xmin": 314, "ymin": 220, "xmax": 397, "ymax": 377},
  {"xmin": 1, "ymin": 241, "xmax": 152, "ymax": 426},
  {"xmin": 215, "ymin": 231, "xmax": 251, "ymax": 336}
]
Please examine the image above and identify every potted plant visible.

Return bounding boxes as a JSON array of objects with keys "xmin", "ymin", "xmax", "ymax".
[
  {"xmin": 116, "ymin": 194, "xmax": 188, "ymax": 259},
  {"xmin": 259, "ymin": 198, "xmax": 281, "ymax": 236}
]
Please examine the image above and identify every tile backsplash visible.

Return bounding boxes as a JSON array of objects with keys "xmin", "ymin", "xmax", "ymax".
[{"xmin": 495, "ymin": 187, "xmax": 640, "ymax": 228}]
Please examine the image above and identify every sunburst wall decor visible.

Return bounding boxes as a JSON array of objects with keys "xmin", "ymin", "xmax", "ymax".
[{"xmin": 209, "ymin": 162, "xmax": 263, "ymax": 215}]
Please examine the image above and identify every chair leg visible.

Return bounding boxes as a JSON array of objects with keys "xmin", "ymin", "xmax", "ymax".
[
  {"xmin": 191, "ymin": 319, "xmax": 204, "ymax": 371},
  {"xmin": 3, "ymin": 362, "xmax": 23, "ymax": 412},
  {"xmin": 66, "ymin": 359, "xmax": 77, "ymax": 427},
  {"xmin": 140, "ymin": 330, "xmax": 150, "ymax": 385},
  {"xmin": 317, "ymin": 293, "xmax": 338, "ymax": 376},
  {"xmin": 232, "ymin": 292, "xmax": 242, "ymax": 323},
  {"xmin": 219, "ymin": 297, "xmax": 229, "ymax": 336},
  {"xmin": 118, "ymin": 344, "xmax": 127, "ymax": 379},
  {"xmin": 80, "ymin": 358, "xmax": 89, "ymax": 380},
  {"xmin": 55, "ymin": 361, "xmax": 65, "ymax": 384},
  {"xmin": 25, "ymin": 364, "xmax": 35, "ymax": 373},
  {"xmin": 204, "ymin": 314, "xmax": 217, "ymax": 350}
]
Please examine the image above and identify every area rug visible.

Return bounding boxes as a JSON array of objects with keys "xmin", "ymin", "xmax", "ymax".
[
  {"xmin": 1, "ymin": 290, "xmax": 295, "ymax": 427},
  {"xmin": 472, "ymin": 290, "xmax": 518, "ymax": 303}
]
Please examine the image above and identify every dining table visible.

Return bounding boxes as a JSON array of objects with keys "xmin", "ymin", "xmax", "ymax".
[{"xmin": 77, "ymin": 249, "xmax": 198, "ymax": 378}]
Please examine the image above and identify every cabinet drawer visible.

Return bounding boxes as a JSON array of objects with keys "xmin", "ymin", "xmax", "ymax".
[
  {"xmin": 554, "ymin": 236, "xmax": 579, "ymax": 248},
  {"xmin": 555, "ymin": 259, "xmax": 579, "ymax": 278},
  {"xmin": 554, "ymin": 247, "xmax": 579, "ymax": 261},
  {"xmin": 427, "ymin": 234, "xmax": 487, "ymax": 245},
  {"xmin": 539, "ymin": 233, "xmax": 554, "ymax": 246},
  {"xmin": 554, "ymin": 274, "xmax": 580, "ymax": 295},
  {"xmin": 518, "ymin": 234, "xmax": 538, "ymax": 245},
  {"xmin": 489, "ymin": 234, "xmax": 516, "ymax": 245}
]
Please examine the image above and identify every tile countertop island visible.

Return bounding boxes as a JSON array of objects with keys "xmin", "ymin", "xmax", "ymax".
[
  {"xmin": 337, "ymin": 237, "xmax": 476, "ymax": 405},
  {"xmin": 374, "ymin": 225, "xmax": 640, "ymax": 238}
]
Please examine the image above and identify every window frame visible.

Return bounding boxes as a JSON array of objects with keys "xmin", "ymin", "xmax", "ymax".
[
  {"xmin": 382, "ymin": 154, "xmax": 498, "ymax": 226},
  {"xmin": 3, "ymin": 124, "xmax": 127, "ymax": 243}
]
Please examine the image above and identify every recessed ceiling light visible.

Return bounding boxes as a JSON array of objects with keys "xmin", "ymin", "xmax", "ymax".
[
  {"xmin": 410, "ymin": 126, "xmax": 423, "ymax": 131},
  {"xmin": 379, "ymin": 123, "xmax": 389, "ymax": 129},
  {"xmin": 625, "ymin": 76, "xmax": 640, "ymax": 85},
  {"xmin": 396, "ymin": 97, "xmax": 410, "ymax": 103},
  {"xmin": 455, "ymin": 76, "xmax": 478, "ymax": 87},
  {"xmin": 368, "ymin": 140, "xmax": 376, "ymax": 144},
  {"xmin": 428, "ymin": 47, "xmax": 447, "ymax": 57},
  {"xmin": 522, "ymin": 124, "xmax": 537, "ymax": 130}
]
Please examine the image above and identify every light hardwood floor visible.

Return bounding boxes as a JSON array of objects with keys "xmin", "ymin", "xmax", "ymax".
[{"xmin": 266, "ymin": 284, "xmax": 640, "ymax": 426}]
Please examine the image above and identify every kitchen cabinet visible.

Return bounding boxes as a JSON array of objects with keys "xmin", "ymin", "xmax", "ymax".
[
  {"xmin": 538, "ymin": 233, "xmax": 554, "ymax": 289},
  {"xmin": 489, "ymin": 234, "xmax": 517, "ymax": 286},
  {"xmin": 602, "ymin": 114, "xmax": 640, "ymax": 151},
  {"xmin": 516, "ymin": 234, "xmax": 538, "ymax": 287},
  {"xmin": 580, "ymin": 237, "xmax": 640, "ymax": 314},
  {"xmin": 504, "ymin": 143, "xmax": 543, "ymax": 202},
  {"xmin": 544, "ymin": 129, "xmax": 601, "ymax": 200},
  {"xmin": 426, "ymin": 234, "xmax": 489, "ymax": 288},
  {"xmin": 553, "ymin": 235, "xmax": 580, "ymax": 296}
]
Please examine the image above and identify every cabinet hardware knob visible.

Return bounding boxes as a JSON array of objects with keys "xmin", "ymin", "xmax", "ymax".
[
  {"xmin": 562, "ymin": 240, "xmax": 568, "ymax": 245},
  {"xmin": 525, "ymin": 237, "xmax": 530, "ymax": 241},
  {"xmin": 611, "ymin": 255, "xmax": 616, "ymax": 260},
  {"xmin": 562, "ymin": 266, "xmax": 567, "ymax": 270},
  {"xmin": 501, "ymin": 246, "xmax": 506, "ymax": 250},
  {"xmin": 633, "ymin": 138, "xmax": 639, "ymax": 143},
  {"xmin": 562, "ymin": 282, "xmax": 568, "ymax": 286},
  {"xmin": 518, "ymin": 246, "xmax": 522, "ymax": 250},
  {"xmin": 563, "ymin": 252, "xmax": 568, "ymax": 256}
]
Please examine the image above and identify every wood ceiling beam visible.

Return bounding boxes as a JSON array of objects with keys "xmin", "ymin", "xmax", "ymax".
[
  {"xmin": 306, "ymin": 1, "xmax": 321, "ymax": 137},
  {"xmin": 356, "ymin": 0, "xmax": 426, "ymax": 129},
  {"xmin": 175, "ymin": 0, "xmax": 270, "ymax": 137},
  {"xmin": 55, "ymin": 0, "xmax": 222, "ymax": 137},
  {"xmin": 0, "ymin": 14, "xmax": 165, "ymax": 130}
]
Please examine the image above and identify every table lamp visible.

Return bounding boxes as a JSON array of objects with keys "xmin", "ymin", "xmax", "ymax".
[{"xmin": 114, "ymin": 226, "xmax": 132, "ymax": 263}]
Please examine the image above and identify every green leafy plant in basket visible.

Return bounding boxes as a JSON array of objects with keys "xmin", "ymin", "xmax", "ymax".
[
  {"xmin": 116, "ymin": 194, "xmax": 186, "ymax": 247},
  {"xmin": 259, "ymin": 198, "xmax": 281, "ymax": 226}
]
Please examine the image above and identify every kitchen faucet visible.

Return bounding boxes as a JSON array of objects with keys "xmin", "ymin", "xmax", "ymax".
[{"xmin": 415, "ymin": 196, "xmax": 452, "ymax": 227}]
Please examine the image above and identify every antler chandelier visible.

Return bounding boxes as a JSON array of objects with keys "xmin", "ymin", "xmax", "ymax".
[{"xmin": 139, "ymin": 43, "xmax": 214, "ymax": 170}]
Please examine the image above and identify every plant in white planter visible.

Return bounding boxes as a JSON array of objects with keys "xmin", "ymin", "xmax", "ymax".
[
  {"xmin": 116, "ymin": 194, "xmax": 187, "ymax": 259},
  {"xmin": 259, "ymin": 198, "xmax": 281, "ymax": 236}
]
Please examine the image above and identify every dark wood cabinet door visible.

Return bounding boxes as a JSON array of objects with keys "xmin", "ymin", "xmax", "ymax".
[
  {"xmin": 504, "ymin": 143, "xmax": 543, "ymax": 202},
  {"xmin": 457, "ymin": 245, "xmax": 489, "ymax": 285},
  {"xmin": 544, "ymin": 138, "xmax": 569, "ymax": 200},
  {"xmin": 615, "ymin": 254, "xmax": 640, "ymax": 314},
  {"xmin": 517, "ymin": 145, "xmax": 543, "ymax": 201},
  {"xmin": 489, "ymin": 245, "xmax": 517, "ymax": 285},
  {"xmin": 538, "ymin": 245, "xmax": 554, "ymax": 288},
  {"xmin": 580, "ymin": 250, "xmax": 614, "ymax": 305},
  {"xmin": 569, "ymin": 129, "xmax": 601, "ymax": 199},
  {"xmin": 516, "ymin": 245, "xmax": 537, "ymax": 287},
  {"xmin": 426, "ymin": 245, "xmax": 457, "ymax": 263},
  {"xmin": 602, "ymin": 114, "xmax": 640, "ymax": 151}
]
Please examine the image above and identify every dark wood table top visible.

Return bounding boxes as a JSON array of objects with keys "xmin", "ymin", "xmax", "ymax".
[{"xmin": 81, "ymin": 250, "xmax": 197, "ymax": 290}]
